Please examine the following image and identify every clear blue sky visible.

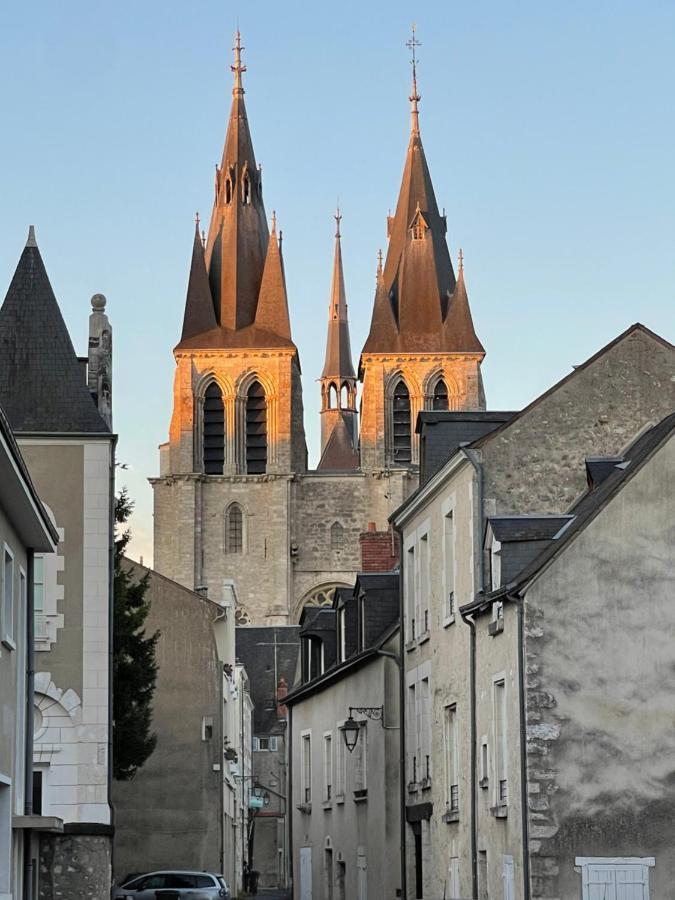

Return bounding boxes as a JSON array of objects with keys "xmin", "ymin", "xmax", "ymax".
[{"xmin": 1, "ymin": 0, "xmax": 673, "ymax": 563}]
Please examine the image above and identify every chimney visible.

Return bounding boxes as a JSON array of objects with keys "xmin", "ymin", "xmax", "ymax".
[
  {"xmin": 359, "ymin": 524, "xmax": 400, "ymax": 572},
  {"xmin": 88, "ymin": 293, "xmax": 113, "ymax": 429},
  {"xmin": 277, "ymin": 676, "xmax": 289, "ymax": 720}
]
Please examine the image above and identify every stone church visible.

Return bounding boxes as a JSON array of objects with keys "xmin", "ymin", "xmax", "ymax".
[{"xmin": 151, "ymin": 33, "xmax": 486, "ymax": 625}]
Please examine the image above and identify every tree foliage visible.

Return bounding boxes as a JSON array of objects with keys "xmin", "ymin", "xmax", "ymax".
[{"xmin": 113, "ymin": 488, "xmax": 159, "ymax": 780}]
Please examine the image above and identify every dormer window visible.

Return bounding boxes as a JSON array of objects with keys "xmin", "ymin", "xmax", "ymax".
[
  {"xmin": 302, "ymin": 636, "xmax": 325, "ymax": 681},
  {"xmin": 225, "ymin": 178, "xmax": 232, "ymax": 204},
  {"xmin": 242, "ymin": 173, "xmax": 251, "ymax": 205},
  {"xmin": 412, "ymin": 221, "xmax": 425, "ymax": 240}
]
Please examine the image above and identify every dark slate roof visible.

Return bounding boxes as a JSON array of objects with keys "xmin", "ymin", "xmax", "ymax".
[
  {"xmin": 180, "ymin": 223, "xmax": 217, "ymax": 342},
  {"xmin": 487, "ymin": 516, "xmax": 572, "ymax": 543},
  {"xmin": 235, "ymin": 626, "xmax": 300, "ymax": 734},
  {"xmin": 418, "ymin": 410, "xmax": 518, "ymax": 485},
  {"xmin": 463, "ymin": 412, "xmax": 675, "ymax": 614},
  {"xmin": 317, "ymin": 415, "xmax": 360, "ymax": 471},
  {"xmin": 585, "ymin": 457, "xmax": 624, "ymax": 490},
  {"xmin": 355, "ymin": 572, "xmax": 399, "ymax": 648},
  {"xmin": 0, "ymin": 233, "xmax": 110, "ymax": 434}
]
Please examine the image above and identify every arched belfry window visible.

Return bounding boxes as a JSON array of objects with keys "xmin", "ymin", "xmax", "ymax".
[
  {"xmin": 392, "ymin": 380, "xmax": 412, "ymax": 465},
  {"xmin": 246, "ymin": 381, "xmax": 267, "ymax": 474},
  {"xmin": 203, "ymin": 382, "xmax": 224, "ymax": 474},
  {"xmin": 433, "ymin": 378, "xmax": 449, "ymax": 410},
  {"xmin": 225, "ymin": 503, "xmax": 244, "ymax": 554}
]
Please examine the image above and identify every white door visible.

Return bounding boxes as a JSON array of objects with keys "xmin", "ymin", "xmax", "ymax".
[
  {"xmin": 300, "ymin": 846, "xmax": 312, "ymax": 900},
  {"xmin": 502, "ymin": 855, "xmax": 515, "ymax": 900},
  {"xmin": 357, "ymin": 848, "xmax": 367, "ymax": 900}
]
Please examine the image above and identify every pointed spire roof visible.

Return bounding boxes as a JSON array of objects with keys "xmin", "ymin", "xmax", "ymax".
[
  {"xmin": 317, "ymin": 414, "xmax": 360, "ymax": 471},
  {"xmin": 362, "ymin": 30, "xmax": 483, "ymax": 357},
  {"xmin": 0, "ymin": 229, "xmax": 109, "ymax": 433},
  {"xmin": 180, "ymin": 216, "xmax": 218, "ymax": 342},
  {"xmin": 204, "ymin": 30, "xmax": 270, "ymax": 332},
  {"xmin": 321, "ymin": 210, "xmax": 356, "ymax": 380},
  {"xmin": 444, "ymin": 251, "xmax": 485, "ymax": 353},
  {"xmin": 254, "ymin": 214, "xmax": 292, "ymax": 340}
]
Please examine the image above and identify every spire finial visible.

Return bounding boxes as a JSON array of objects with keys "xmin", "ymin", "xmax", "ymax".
[
  {"xmin": 232, "ymin": 29, "xmax": 246, "ymax": 95},
  {"xmin": 406, "ymin": 23, "xmax": 421, "ymax": 135},
  {"xmin": 376, "ymin": 248, "xmax": 384, "ymax": 279},
  {"xmin": 335, "ymin": 205, "xmax": 342, "ymax": 238},
  {"xmin": 271, "ymin": 210, "xmax": 277, "ymax": 233},
  {"xmin": 26, "ymin": 225, "xmax": 37, "ymax": 248},
  {"xmin": 458, "ymin": 248, "xmax": 464, "ymax": 272},
  {"xmin": 195, "ymin": 211, "xmax": 200, "ymax": 228}
]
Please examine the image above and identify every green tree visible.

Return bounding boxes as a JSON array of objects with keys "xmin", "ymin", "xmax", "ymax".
[{"xmin": 113, "ymin": 488, "xmax": 159, "ymax": 780}]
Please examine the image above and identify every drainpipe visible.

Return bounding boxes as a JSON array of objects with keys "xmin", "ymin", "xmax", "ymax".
[
  {"xmin": 393, "ymin": 523, "xmax": 407, "ymax": 900},
  {"xmin": 287, "ymin": 704, "xmax": 293, "ymax": 895},
  {"xmin": 460, "ymin": 449, "xmax": 484, "ymax": 899},
  {"xmin": 516, "ymin": 597, "xmax": 531, "ymax": 900},
  {"xmin": 23, "ymin": 549, "xmax": 35, "ymax": 900},
  {"xmin": 108, "ymin": 435, "xmax": 117, "ymax": 869}
]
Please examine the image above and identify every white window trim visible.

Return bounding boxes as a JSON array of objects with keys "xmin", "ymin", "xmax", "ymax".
[
  {"xmin": 576, "ymin": 857, "xmax": 654, "ymax": 900},
  {"xmin": 441, "ymin": 496, "xmax": 456, "ymax": 626},
  {"xmin": 2, "ymin": 543, "xmax": 15, "ymax": 650},
  {"xmin": 418, "ymin": 528, "xmax": 431, "ymax": 639},
  {"xmin": 300, "ymin": 729, "xmax": 312, "ymax": 806},
  {"xmin": 492, "ymin": 673, "xmax": 508, "ymax": 808},
  {"xmin": 443, "ymin": 702, "xmax": 458, "ymax": 810},
  {"xmin": 323, "ymin": 731, "xmax": 333, "ymax": 803},
  {"xmin": 404, "ymin": 535, "xmax": 416, "ymax": 645}
]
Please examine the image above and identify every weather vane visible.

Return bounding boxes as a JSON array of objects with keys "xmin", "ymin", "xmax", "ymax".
[{"xmin": 406, "ymin": 24, "xmax": 421, "ymax": 132}]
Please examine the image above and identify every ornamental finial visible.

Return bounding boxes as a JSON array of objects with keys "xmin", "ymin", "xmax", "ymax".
[
  {"xmin": 406, "ymin": 24, "xmax": 421, "ymax": 135},
  {"xmin": 232, "ymin": 29, "xmax": 246, "ymax": 95},
  {"xmin": 335, "ymin": 205, "xmax": 342, "ymax": 238}
]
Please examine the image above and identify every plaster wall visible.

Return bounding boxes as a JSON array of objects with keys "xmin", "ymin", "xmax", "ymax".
[
  {"xmin": 112, "ymin": 561, "xmax": 225, "ymax": 883},
  {"xmin": 291, "ymin": 640, "xmax": 400, "ymax": 900},
  {"xmin": 20, "ymin": 437, "xmax": 112, "ymax": 828},
  {"xmin": 399, "ymin": 460, "xmax": 477, "ymax": 900},
  {"xmin": 524, "ymin": 434, "xmax": 675, "ymax": 899}
]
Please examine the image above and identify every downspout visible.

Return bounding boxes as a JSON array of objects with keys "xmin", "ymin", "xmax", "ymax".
[
  {"xmin": 287, "ymin": 705, "xmax": 293, "ymax": 894},
  {"xmin": 108, "ymin": 436, "xmax": 118, "ymax": 867},
  {"xmin": 393, "ymin": 524, "xmax": 407, "ymax": 900},
  {"xmin": 516, "ymin": 596, "xmax": 531, "ymax": 900},
  {"xmin": 461, "ymin": 449, "xmax": 484, "ymax": 898},
  {"xmin": 23, "ymin": 549, "xmax": 35, "ymax": 900}
]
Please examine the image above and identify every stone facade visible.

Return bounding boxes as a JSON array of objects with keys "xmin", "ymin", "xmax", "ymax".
[{"xmin": 38, "ymin": 833, "xmax": 111, "ymax": 900}]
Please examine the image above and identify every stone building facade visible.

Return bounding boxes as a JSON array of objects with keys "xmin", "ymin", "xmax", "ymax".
[
  {"xmin": 0, "ymin": 230, "xmax": 116, "ymax": 899},
  {"xmin": 391, "ymin": 325, "xmax": 674, "ymax": 900},
  {"xmin": 151, "ymin": 32, "xmax": 486, "ymax": 626}
]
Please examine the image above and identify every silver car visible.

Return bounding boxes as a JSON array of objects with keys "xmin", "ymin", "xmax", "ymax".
[{"xmin": 112, "ymin": 870, "xmax": 230, "ymax": 899}]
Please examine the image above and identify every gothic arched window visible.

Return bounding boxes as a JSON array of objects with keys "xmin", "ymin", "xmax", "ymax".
[
  {"xmin": 225, "ymin": 503, "xmax": 243, "ymax": 554},
  {"xmin": 246, "ymin": 380, "xmax": 267, "ymax": 474},
  {"xmin": 392, "ymin": 379, "xmax": 412, "ymax": 465},
  {"xmin": 203, "ymin": 382, "xmax": 224, "ymax": 475},
  {"xmin": 331, "ymin": 522, "xmax": 344, "ymax": 549},
  {"xmin": 432, "ymin": 378, "xmax": 449, "ymax": 411}
]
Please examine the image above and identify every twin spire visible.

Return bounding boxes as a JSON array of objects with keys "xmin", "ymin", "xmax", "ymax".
[{"xmin": 179, "ymin": 27, "xmax": 483, "ymax": 366}]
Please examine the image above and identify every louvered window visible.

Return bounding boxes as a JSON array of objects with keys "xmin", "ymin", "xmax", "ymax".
[
  {"xmin": 203, "ymin": 382, "xmax": 224, "ymax": 474},
  {"xmin": 392, "ymin": 380, "xmax": 412, "ymax": 465},
  {"xmin": 225, "ymin": 504, "xmax": 243, "ymax": 554},
  {"xmin": 433, "ymin": 379, "xmax": 449, "ymax": 410},
  {"xmin": 246, "ymin": 380, "xmax": 267, "ymax": 474}
]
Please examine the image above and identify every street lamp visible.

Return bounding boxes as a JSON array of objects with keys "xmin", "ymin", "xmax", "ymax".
[{"xmin": 340, "ymin": 706, "xmax": 384, "ymax": 753}]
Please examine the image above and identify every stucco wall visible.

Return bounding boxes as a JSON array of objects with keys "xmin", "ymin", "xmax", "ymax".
[
  {"xmin": 112, "ymin": 561, "xmax": 224, "ymax": 883},
  {"xmin": 291, "ymin": 639, "xmax": 400, "ymax": 900},
  {"xmin": 524, "ymin": 434, "xmax": 675, "ymax": 899}
]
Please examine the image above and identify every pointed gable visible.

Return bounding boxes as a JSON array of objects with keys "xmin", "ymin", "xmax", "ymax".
[
  {"xmin": 179, "ymin": 222, "xmax": 217, "ymax": 343},
  {"xmin": 0, "ymin": 231, "xmax": 109, "ymax": 433}
]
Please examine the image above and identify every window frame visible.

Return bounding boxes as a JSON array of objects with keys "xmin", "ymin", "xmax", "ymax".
[
  {"xmin": 300, "ymin": 730, "xmax": 312, "ymax": 806},
  {"xmin": 2, "ymin": 544, "xmax": 15, "ymax": 649},
  {"xmin": 441, "ymin": 497, "xmax": 456, "ymax": 626},
  {"xmin": 202, "ymin": 380, "xmax": 225, "ymax": 475},
  {"xmin": 492, "ymin": 675, "xmax": 508, "ymax": 810},
  {"xmin": 323, "ymin": 732, "xmax": 333, "ymax": 802},
  {"xmin": 224, "ymin": 502, "xmax": 245, "ymax": 554},
  {"xmin": 443, "ymin": 703, "xmax": 459, "ymax": 813}
]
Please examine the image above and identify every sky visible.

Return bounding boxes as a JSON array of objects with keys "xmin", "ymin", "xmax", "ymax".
[{"xmin": 1, "ymin": 0, "xmax": 673, "ymax": 564}]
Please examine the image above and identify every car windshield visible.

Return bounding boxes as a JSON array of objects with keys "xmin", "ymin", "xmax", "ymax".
[{"xmin": 217, "ymin": 875, "xmax": 229, "ymax": 890}]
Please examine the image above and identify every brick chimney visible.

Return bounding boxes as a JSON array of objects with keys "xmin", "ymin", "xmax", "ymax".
[
  {"xmin": 277, "ymin": 676, "xmax": 289, "ymax": 720},
  {"xmin": 359, "ymin": 523, "xmax": 400, "ymax": 572}
]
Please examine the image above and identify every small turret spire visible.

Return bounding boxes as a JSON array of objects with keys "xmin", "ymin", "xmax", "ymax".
[
  {"xmin": 406, "ymin": 24, "xmax": 421, "ymax": 136},
  {"xmin": 231, "ymin": 30, "xmax": 246, "ymax": 95}
]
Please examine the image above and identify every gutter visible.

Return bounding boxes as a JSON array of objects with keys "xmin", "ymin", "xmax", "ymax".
[{"xmin": 23, "ymin": 550, "xmax": 35, "ymax": 900}]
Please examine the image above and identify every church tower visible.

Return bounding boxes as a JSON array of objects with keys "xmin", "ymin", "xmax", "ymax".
[
  {"xmin": 152, "ymin": 33, "xmax": 307, "ymax": 623},
  {"xmin": 359, "ymin": 29, "xmax": 486, "ymax": 471},
  {"xmin": 317, "ymin": 210, "xmax": 359, "ymax": 471}
]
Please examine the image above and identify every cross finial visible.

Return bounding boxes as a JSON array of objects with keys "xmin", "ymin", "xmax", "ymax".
[
  {"xmin": 458, "ymin": 248, "xmax": 464, "ymax": 271},
  {"xmin": 406, "ymin": 23, "xmax": 421, "ymax": 134},
  {"xmin": 195, "ymin": 211, "xmax": 200, "ymax": 228},
  {"xmin": 232, "ymin": 29, "xmax": 247, "ymax": 94},
  {"xmin": 335, "ymin": 205, "xmax": 342, "ymax": 238}
]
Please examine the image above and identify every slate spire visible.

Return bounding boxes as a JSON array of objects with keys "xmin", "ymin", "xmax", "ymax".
[
  {"xmin": 180, "ymin": 215, "xmax": 217, "ymax": 342},
  {"xmin": 254, "ymin": 213, "xmax": 292, "ymax": 341},
  {"xmin": 204, "ymin": 30, "xmax": 269, "ymax": 332},
  {"xmin": 321, "ymin": 209, "xmax": 356, "ymax": 380},
  {"xmin": 362, "ymin": 31, "xmax": 483, "ymax": 355},
  {"xmin": 0, "ymin": 228, "xmax": 109, "ymax": 433}
]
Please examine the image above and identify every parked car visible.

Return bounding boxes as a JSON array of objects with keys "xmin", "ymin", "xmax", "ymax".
[{"xmin": 111, "ymin": 870, "xmax": 230, "ymax": 899}]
